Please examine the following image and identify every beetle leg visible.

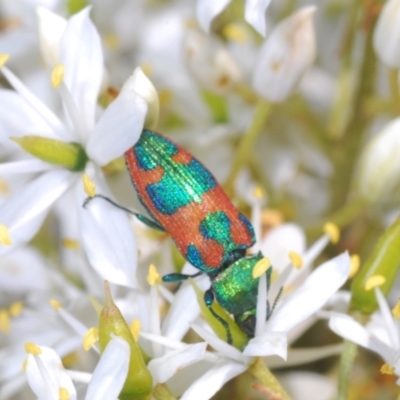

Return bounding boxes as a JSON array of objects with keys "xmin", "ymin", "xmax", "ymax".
[
  {"xmin": 83, "ymin": 194, "xmax": 166, "ymax": 232},
  {"xmin": 204, "ymin": 288, "xmax": 232, "ymax": 345},
  {"xmin": 162, "ymin": 271, "xmax": 203, "ymax": 282},
  {"xmin": 267, "ymin": 286, "xmax": 283, "ymax": 320}
]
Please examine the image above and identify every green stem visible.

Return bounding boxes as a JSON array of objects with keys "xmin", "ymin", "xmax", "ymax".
[
  {"xmin": 326, "ymin": 198, "xmax": 368, "ymax": 228},
  {"xmin": 249, "ymin": 358, "xmax": 292, "ymax": 400},
  {"xmin": 306, "ymin": 198, "xmax": 368, "ymax": 238},
  {"xmin": 224, "ymin": 98, "xmax": 271, "ymax": 194},
  {"xmin": 389, "ymin": 67, "xmax": 400, "ymax": 116},
  {"xmin": 336, "ymin": 340, "xmax": 358, "ymax": 400}
]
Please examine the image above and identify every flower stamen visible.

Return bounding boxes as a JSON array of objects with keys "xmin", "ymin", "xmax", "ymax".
[
  {"xmin": 365, "ymin": 275, "xmax": 386, "ymax": 291},
  {"xmin": 323, "ymin": 222, "xmax": 340, "ymax": 244},
  {"xmin": 0, "ymin": 224, "xmax": 12, "ymax": 246},
  {"xmin": 51, "ymin": 64, "xmax": 65, "ymax": 88},
  {"xmin": 288, "ymin": 251, "xmax": 303, "ymax": 269},
  {"xmin": 253, "ymin": 257, "xmax": 271, "ymax": 278},
  {"xmin": 83, "ymin": 327, "xmax": 99, "ymax": 351}
]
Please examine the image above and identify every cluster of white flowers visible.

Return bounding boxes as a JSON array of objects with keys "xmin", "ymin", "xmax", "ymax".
[{"xmin": 1, "ymin": 0, "xmax": 400, "ymax": 399}]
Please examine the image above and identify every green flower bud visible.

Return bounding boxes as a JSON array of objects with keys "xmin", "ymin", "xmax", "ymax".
[
  {"xmin": 10, "ymin": 136, "xmax": 88, "ymax": 172},
  {"xmin": 67, "ymin": 0, "xmax": 88, "ymax": 15},
  {"xmin": 99, "ymin": 282, "xmax": 153, "ymax": 400},
  {"xmin": 351, "ymin": 215, "xmax": 400, "ymax": 314},
  {"xmin": 190, "ymin": 279, "xmax": 248, "ymax": 350}
]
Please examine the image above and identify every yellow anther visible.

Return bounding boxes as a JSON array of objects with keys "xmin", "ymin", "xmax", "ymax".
[
  {"xmin": 288, "ymin": 251, "xmax": 303, "ymax": 269},
  {"xmin": 147, "ymin": 264, "xmax": 161, "ymax": 286},
  {"xmin": 140, "ymin": 63, "xmax": 153, "ymax": 77},
  {"xmin": 323, "ymin": 222, "xmax": 340, "ymax": 244},
  {"xmin": 9, "ymin": 301, "xmax": 23, "ymax": 317},
  {"xmin": 130, "ymin": 319, "xmax": 141, "ymax": 342},
  {"xmin": 270, "ymin": 269, "xmax": 279, "ymax": 283},
  {"xmin": 51, "ymin": 64, "xmax": 65, "ymax": 88},
  {"xmin": 261, "ymin": 209, "xmax": 283, "ymax": 230},
  {"xmin": 223, "ymin": 23, "xmax": 248, "ymax": 43},
  {"xmin": 158, "ymin": 89, "xmax": 173, "ymax": 108},
  {"xmin": 62, "ymin": 238, "xmax": 80, "ymax": 250},
  {"xmin": 392, "ymin": 300, "xmax": 400, "ymax": 320},
  {"xmin": 252, "ymin": 257, "xmax": 271, "ymax": 279},
  {"xmin": 103, "ymin": 33, "xmax": 120, "ymax": 51},
  {"xmin": 0, "ymin": 179, "xmax": 9, "ymax": 195},
  {"xmin": 50, "ymin": 299, "xmax": 63, "ymax": 310},
  {"xmin": 380, "ymin": 363, "xmax": 395, "ymax": 375},
  {"xmin": 62, "ymin": 353, "xmax": 77, "ymax": 368},
  {"xmin": 364, "ymin": 275, "xmax": 386, "ymax": 291},
  {"xmin": 0, "ymin": 54, "xmax": 10, "ymax": 68},
  {"xmin": 0, "ymin": 309, "xmax": 10, "ymax": 333},
  {"xmin": 22, "ymin": 358, "xmax": 28, "ymax": 373},
  {"xmin": 25, "ymin": 342, "xmax": 42, "ymax": 355},
  {"xmin": 83, "ymin": 327, "xmax": 98, "ymax": 351},
  {"xmin": 0, "ymin": 224, "xmax": 12, "ymax": 246},
  {"xmin": 184, "ymin": 18, "xmax": 198, "ymax": 29},
  {"xmin": 82, "ymin": 174, "xmax": 96, "ymax": 197},
  {"xmin": 349, "ymin": 254, "xmax": 360, "ymax": 278},
  {"xmin": 59, "ymin": 387, "xmax": 70, "ymax": 400},
  {"xmin": 253, "ymin": 185, "xmax": 264, "ymax": 200}
]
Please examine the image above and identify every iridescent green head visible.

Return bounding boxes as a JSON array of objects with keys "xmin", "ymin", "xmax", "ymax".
[{"xmin": 212, "ymin": 252, "xmax": 271, "ymax": 337}]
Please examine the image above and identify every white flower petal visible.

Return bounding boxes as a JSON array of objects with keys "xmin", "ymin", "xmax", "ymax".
[
  {"xmin": 76, "ymin": 175, "xmax": 138, "ymax": 288},
  {"xmin": 267, "ymin": 252, "xmax": 350, "ymax": 332},
  {"xmin": 0, "ymin": 169, "xmax": 75, "ymax": 255},
  {"xmin": 60, "ymin": 7, "xmax": 103, "ymax": 133},
  {"xmin": 260, "ymin": 223, "xmax": 306, "ymax": 272},
  {"xmin": 375, "ymin": 288, "xmax": 400, "ymax": 349},
  {"xmin": 162, "ymin": 274, "xmax": 209, "ymax": 341},
  {"xmin": 373, "ymin": 0, "xmax": 400, "ymax": 68},
  {"xmin": 190, "ymin": 323, "xmax": 244, "ymax": 362},
  {"xmin": 26, "ymin": 346, "xmax": 77, "ymax": 400},
  {"xmin": 148, "ymin": 343, "xmax": 207, "ymax": 384},
  {"xmin": 329, "ymin": 313, "xmax": 393, "ymax": 362},
  {"xmin": 243, "ymin": 331, "xmax": 287, "ymax": 358},
  {"xmin": 37, "ymin": 7, "xmax": 67, "ymax": 68},
  {"xmin": 354, "ymin": 117, "xmax": 400, "ymax": 203},
  {"xmin": 0, "ymin": 68, "xmax": 68, "ymax": 140},
  {"xmin": 180, "ymin": 360, "xmax": 247, "ymax": 400},
  {"xmin": 86, "ymin": 89, "xmax": 147, "ymax": 166},
  {"xmin": 0, "ymin": 247, "xmax": 51, "ymax": 293},
  {"xmin": 244, "ymin": 0, "xmax": 271, "ymax": 36},
  {"xmin": 252, "ymin": 6, "xmax": 316, "ymax": 102},
  {"xmin": 196, "ymin": 0, "xmax": 231, "ymax": 32},
  {"xmin": 85, "ymin": 336, "xmax": 130, "ymax": 400},
  {"xmin": 0, "ymin": 159, "xmax": 53, "ymax": 175}
]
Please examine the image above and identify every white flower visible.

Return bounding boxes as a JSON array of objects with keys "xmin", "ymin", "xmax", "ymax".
[
  {"xmin": 252, "ymin": 7, "xmax": 316, "ymax": 103},
  {"xmin": 373, "ymin": 0, "xmax": 400, "ymax": 68},
  {"xmin": 196, "ymin": 0, "xmax": 271, "ymax": 36},
  {"xmin": 353, "ymin": 117, "xmax": 400, "ymax": 203},
  {"xmin": 330, "ymin": 288, "xmax": 400, "ymax": 384},
  {"xmin": 184, "ymin": 29, "xmax": 241, "ymax": 94},
  {"xmin": 0, "ymin": 8, "xmax": 149, "ymax": 287},
  {"xmin": 25, "ymin": 336, "xmax": 130, "ymax": 400},
  {"xmin": 178, "ymin": 251, "xmax": 350, "ymax": 399}
]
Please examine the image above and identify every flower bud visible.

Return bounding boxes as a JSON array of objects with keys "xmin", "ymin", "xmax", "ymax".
[
  {"xmin": 37, "ymin": 7, "xmax": 67, "ymax": 68},
  {"xmin": 122, "ymin": 67, "xmax": 159, "ymax": 130},
  {"xmin": 373, "ymin": 0, "xmax": 400, "ymax": 68},
  {"xmin": 353, "ymin": 117, "xmax": 400, "ymax": 203},
  {"xmin": 10, "ymin": 136, "xmax": 88, "ymax": 171},
  {"xmin": 252, "ymin": 7, "xmax": 316, "ymax": 103},
  {"xmin": 99, "ymin": 282, "xmax": 152, "ymax": 400},
  {"xmin": 351, "ymin": 215, "xmax": 400, "ymax": 314},
  {"xmin": 184, "ymin": 30, "xmax": 241, "ymax": 94}
]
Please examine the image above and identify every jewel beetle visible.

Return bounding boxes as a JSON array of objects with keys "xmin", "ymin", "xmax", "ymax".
[{"xmin": 88, "ymin": 129, "xmax": 271, "ymax": 342}]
